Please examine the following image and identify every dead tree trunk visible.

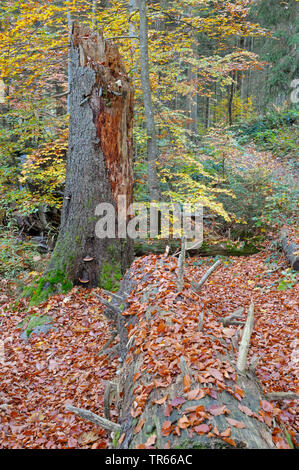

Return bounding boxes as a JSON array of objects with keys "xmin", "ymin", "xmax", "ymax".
[
  {"xmin": 280, "ymin": 230, "xmax": 299, "ymax": 271},
  {"xmin": 66, "ymin": 255, "xmax": 287, "ymax": 449},
  {"xmin": 45, "ymin": 24, "xmax": 134, "ymax": 291},
  {"xmin": 113, "ymin": 257, "xmax": 277, "ymax": 449}
]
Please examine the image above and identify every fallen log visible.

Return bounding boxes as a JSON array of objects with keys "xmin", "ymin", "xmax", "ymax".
[
  {"xmin": 134, "ymin": 239, "xmax": 260, "ymax": 258},
  {"xmin": 115, "ymin": 256, "xmax": 281, "ymax": 448},
  {"xmin": 67, "ymin": 255, "xmax": 287, "ymax": 449},
  {"xmin": 280, "ymin": 230, "xmax": 299, "ymax": 271}
]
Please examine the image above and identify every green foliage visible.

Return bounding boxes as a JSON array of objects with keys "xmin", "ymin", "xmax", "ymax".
[
  {"xmin": 0, "ymin": 228, "xmax": 42, "ymax": 278},
  {"xmin": 22, "ymin": 314, "xmax": 52, "ymax": 338},
  {"xmin": 232, "ymin": 106, "xmax": 298, "ymax": 160},
  {"xmin": 98, "ymin": 261, "xmax": 122, "ymax": 291},
  {"xmin": 23, "ymin": 269, "xmax": 72, "ymax": 305},
  {"xmin": 277, "ymin": 269, "xmax": 298, "ymax": 291}
]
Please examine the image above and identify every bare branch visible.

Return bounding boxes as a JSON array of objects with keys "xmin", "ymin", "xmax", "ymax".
[
  {"xmin": 65, "ymin": 405, "xmax": 121, "ymax": 432},
  {"xmin": 237, "ymin": 302, "xmax": 254, "ymax": 372},
  {"xmin": 192, "ymin": 259, "xmax": 222, "ymax": 291}
]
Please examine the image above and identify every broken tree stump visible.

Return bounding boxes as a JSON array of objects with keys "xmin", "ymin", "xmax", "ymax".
[
  {"xmin": 44, "ymin": 23, "xmax": 134, "ymax": 292},
  {"xmin": 280, "ymin": 230, "xmax": 299, "ymax": 271}
]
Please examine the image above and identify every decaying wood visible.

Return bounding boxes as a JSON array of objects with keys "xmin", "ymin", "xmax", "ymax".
[
  {"xmin": 95, "ymin": 293, "xmax": 123, "ymax": 321},
  {"xmin": 72, "ymin": 258, "xmax": 284, "ymax": 449},
  {"xmin": 114, "ymin": 259, "xmax": 279, "ymax": 449},
  {"xmin": 65, "ymin": 404, "xmax": 121, "ymax": 432},
  {"xmin": 99, "ymin": 331, "xmax": 118, "ymax": 355},
  {"xmin": 265, "ymin": 392, "xmax": 299, "ymax": 402},
  {"xmin": 45, "ymin": 23, "xmax": 134, "ymax": 288},
  {"xmin": 192, "ymin": 259, "xmax": 222, "ymax": 291},
  {"xmin": 237, "ymin": 302, "xmax": 254, "ymax": 373},
  {"xmin": 198, "ymin": 311, "xmax": 204, "ymax": 331},
  {"xmin": 177, "ymin": 237, "xmax": 186, "ymax": 291},
  {"xmin": 280, "ymin": 230, "xmax": 299, "ymax": 271},
  {"xmin": 219, "ymin": 307, "xmax": 245, "ymax": 326},
  {"xmin": 104, "ymin": 381, "xmax": 120, "ymax": 420}
]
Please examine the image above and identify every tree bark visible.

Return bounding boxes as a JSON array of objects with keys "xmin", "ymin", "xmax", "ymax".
[
  {"xmin": 105, "ymin": 257, "xmax": 279, "ymax": 449},
  {"xmin": 46, "ymin": 24, "xmax": 134, "ymax": 289},
  {"xmin": 138, "ymin": 0, "xmax": 161, "ymax": 201},
  {"xmin": 280, "ymin": 230, "xmax": 299, "ymax": 271}
]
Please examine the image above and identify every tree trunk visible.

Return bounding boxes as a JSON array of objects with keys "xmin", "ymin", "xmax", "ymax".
[
  {"xmin": 138, "ymin": 0, "xmax": 161, "ymax": 201},
  {"xmin": 106, "ymin": 256, "xmax": 279, "ymax": 449},
  {"xmin": 45, "ymin": 24, "xmax": 134, "ymax": 290},
  {"xmin": 280, "ymin": 230, "xmax": 299, "ymax": 271}
]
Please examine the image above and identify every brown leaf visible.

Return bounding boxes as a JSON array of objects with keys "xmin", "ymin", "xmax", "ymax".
[
  {"xmin": 161, "ymin": 421, "xmax": 173, "ymax": 437},
  {"xmin": 194, "ymin": 424, "xmax": 210, "ymax": 434},
  {"xmin": 183, "ymin": 374, "xmax": 191, "ymax": 391},
  {"xmin": 134, "ymin": 417, "xmax": 146, "ymax": 435},
  {"xmin": 153, "ymin": 395, "xmax": 168, "ymax": 405},
  {"xmin": 238, "ymin": 404, "xmax": 253, "ymax": 417},
  {"xmin": 226, "ymin": 417, "xmax": 246, "ymax": 429},
  {"xmin": 178, "ymin": 415, "xmax": 190, "ymax": 429}
]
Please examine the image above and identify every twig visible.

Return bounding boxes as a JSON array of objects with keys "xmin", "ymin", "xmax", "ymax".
[
  {"xmin": 265, "ymin": 392, "xmax": 299, "ymax": 402},
  {"xmin": 237, "ymin": 302, "xmax": 254, "ymax": 372},
  {"xmin": 198, "ymin": 311, "xmax": 204, "ymax": 331},
  {"xmin": 65, "ymin": 405, "xmax": 121, "ymax": 432},
  {"xmin": 53, "ymin": 90, "xmax": 69, "ymax": 98},
  {"xmin": 192, "ymin": 259, "xmax": 222, "ymax": 291},
  {"xmin": 177, "ymin": 237, "xmax": 186, "ymax": 292}
]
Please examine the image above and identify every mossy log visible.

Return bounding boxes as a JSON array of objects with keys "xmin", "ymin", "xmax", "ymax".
[
  {"xmin": 134, "ymin": 239, "xmax": 259, "ymax": 258},
  {"xmin": 280, "ymin": 230, "xmax": 299, "ymax": 271},
  {"xmin": 109, "ymin": 256, "xmax": 279, "ymax": 449}
]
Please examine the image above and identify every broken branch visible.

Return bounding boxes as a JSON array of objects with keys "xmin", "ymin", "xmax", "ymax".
[
  {"xmin": 65, "ymin": 405, "xmax": 121, "ymax": 432},
  {"xmin": 237, "ymin": 302, "xmax": 255, "ymax": 372},
  {"xmin": 192, "ymin": 259, "xmax": 222, "ymax": 291}
]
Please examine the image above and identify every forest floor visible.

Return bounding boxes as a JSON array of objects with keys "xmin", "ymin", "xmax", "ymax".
[
  {"xmin": 0, "ymin": 145, "xmax": 298, "ymax": 449},
  {"xmin": 0, "ymin": 241, "xmax": 298, "ymax": 449}
]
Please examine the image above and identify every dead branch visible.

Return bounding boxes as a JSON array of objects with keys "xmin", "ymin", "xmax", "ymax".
[
  {"xmin": 99, "ymin": 331, "xmax": 118, "ymax": 354},
  {"xmin": 65, "ymin": 404, "xmax": 121, "ymax": 432},
  {"xmin": 192, "ymin": 259, "xmax": 222, "ymax": 291},
  {"xmin": 219, "ymin": 307, "xmax": 245, "ymax": 326},
  {"xmin": 95, "ymin": 293, "xmax": 123, "ymax": 320},
  {"xmin": 265, "ymin": 392, "xmax": 299, "ymax": 402},
  {"xmin": 237, "ymin": 302, "xmax": 254, "ymax": 372},
  {"xmin": 177, "ymin": 237, "xmax": 186, "ymax": 292},
  {"xmin": 104, "ymin": 382, "xmax": 119, "ymax": 420},
  {"xmin": 198, "ymin": 311, "xmax": 204, "ymax": 331}
]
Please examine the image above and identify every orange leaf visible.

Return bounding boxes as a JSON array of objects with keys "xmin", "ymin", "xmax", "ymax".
[
  {"xmin": 161, "ymin": 420, "xmax": 173, "ymax": 437},
  {"xmin": 222, "ymin": 437, "xmax": 236, "ymax": 447},
  {"xmin": 134, "ymin": 417, "xmax": 146, "ymax": 435},
  {"xmin": 153, "ymin": 395, "xmax": 168, "ymax": 405},
  {"xmin": 178, "ymin": 415, "xmax": 190, "ymax": 429},
  {"xmin": 183, "ymin": 374, "xmax": 191, "ymax": 392},
  {"xmin": 226, "ymin": 417, "xmax": 246, "ymax": 429},
  {"xmin": 145, "ymin": 434, "xmax": 157, "ymax": 447},
  {"xmin": 223, "ymin": 327, "xmax": 236, "ymax": 338}
]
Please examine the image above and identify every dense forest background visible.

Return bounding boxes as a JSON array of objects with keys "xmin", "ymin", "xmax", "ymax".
[
  {"xmin": 0, "ymin": 0, "xmax": 298, "ymax": 246},
  {"xmin": 0, "ymin": 0, "xmax": 298, "ymax": 451}
]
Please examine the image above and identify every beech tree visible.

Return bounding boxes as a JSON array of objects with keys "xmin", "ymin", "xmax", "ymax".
[{"xmin": 40, "ymin": 24, "xmax": 134, "ymax": 296}]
